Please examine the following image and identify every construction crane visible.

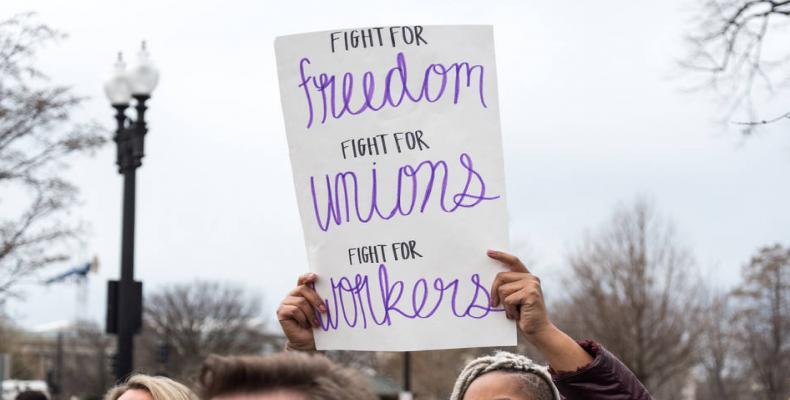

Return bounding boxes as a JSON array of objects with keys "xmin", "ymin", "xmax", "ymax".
[{"xmin": 43, "ymin": 256, "xmax": 99, "ymax": 321}]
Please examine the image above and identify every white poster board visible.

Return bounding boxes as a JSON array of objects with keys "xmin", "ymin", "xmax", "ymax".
[{"xmin": 275, "ymin": 25, "xmax": 515, "ymax": 351}]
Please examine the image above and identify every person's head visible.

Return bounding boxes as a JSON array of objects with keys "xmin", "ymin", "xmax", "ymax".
[
  {"xmin": 16, "ymin": 391, "xmax": 48, "ymax": 400},
  {"xmin": 105, "ymin": 375, "xmax": 198, "ymax": 400},
  {"xmin": 198, "ymin": 352, "xmax": 376, "ymax": 400},
  {"xmin": 450, "ymin": 351, "xmax": 560, "ymax": 400}
]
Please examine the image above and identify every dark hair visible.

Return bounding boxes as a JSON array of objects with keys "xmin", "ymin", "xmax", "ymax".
[
  {"xmin": 16, "ymin": 391, "xmax": 48, "ymax": 400},
  {"xmin": 199, "ymin": 352, "xmax": 375, "ymax": 400}
]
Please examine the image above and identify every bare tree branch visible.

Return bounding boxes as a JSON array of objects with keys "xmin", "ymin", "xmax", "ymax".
[
  {"xmin": 730, "ymin": 244, "xmax": 790, "ymax": 400},
  {"xmin": 0, "ymin": 13, "xmax": 106, "ymax": 299},
  {"xmin": 140, "ymin": 281, "xmax": 269, "ymax": 384},
  {"xmin": 553, "ymin": 198, "xmax": 705, "ymax": 397},
  {"xmin": 682, "ymin": 0, "xmax": 790, "ymax": 134}
]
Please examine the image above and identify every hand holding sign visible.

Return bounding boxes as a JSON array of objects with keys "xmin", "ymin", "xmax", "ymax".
[
  {"xmin": 487, "ymin": 250, "xmax": 595, "ymax": 373},
  {"xmin": 487, "ymin": 250, "xmax": 551, "ymax": 338},
  {"xmin": 277, "ymin": 273, "xmax": 324, "ymax": 351},
  {"xmin": 277, "ymin": 251, "xmax": 596, "ymax": 375},
  {"xmin": 278, "ymin": 250, "xmax": 553, "ymax": 352}
]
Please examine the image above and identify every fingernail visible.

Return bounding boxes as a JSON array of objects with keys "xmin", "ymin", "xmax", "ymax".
[
  {"xmin": 314, "ymin": 318, "xmax": 320, "ymax": 326},
  {"xmin": 319, "ymin": 304, "xmax": 327, "ymax": 313},
  {"xmin": 487, "ymin": 249, "xmax": 496, "ymax": 256}
]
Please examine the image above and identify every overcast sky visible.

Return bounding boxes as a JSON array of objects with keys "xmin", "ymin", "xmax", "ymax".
[{"xmin": 2, "ymin": 0, "xmax": 789, "ymax": 331}]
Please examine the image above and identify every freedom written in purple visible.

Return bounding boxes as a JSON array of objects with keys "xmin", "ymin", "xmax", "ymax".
[
  {"xmin": 316, "ymin": 263, "xmax": 505, "ymax": 331},
  {"xmin": 297, "ymin": 52, "xmax": 487, "ymax": 129}
]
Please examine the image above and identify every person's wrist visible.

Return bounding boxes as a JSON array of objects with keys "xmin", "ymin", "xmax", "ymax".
[
  {"xmin": 523, "ymin": 322, "xmax": 593, "ymax": 372},
  {"xmin": 522, "ymin": 321, "xmax": 559, "ymax": 348},
  {"xmin": 285, "ymin": 340, "xmax": 317, "ymax": 352}
]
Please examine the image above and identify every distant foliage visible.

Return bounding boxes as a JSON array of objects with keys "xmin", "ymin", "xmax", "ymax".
[
  {"xmin": 554, "ymin": 199, "xmax": 705, "ymax": 397},
  {"xmin": 731, "ymin": 244, "xmax": 790, "ymax": 400},
  {"xmin": 140, "ymin": 281, "xmax": 269, "ymax": 383}
]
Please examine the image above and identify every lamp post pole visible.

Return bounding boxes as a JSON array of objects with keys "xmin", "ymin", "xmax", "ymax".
[
  {"xmin": 104, "ymin": 44, "xmax": 159, "ymax": 382},
  {"xmin": 402, "ymin": 352, "xmax": 412, "ymax": 399},
  {"xmin": 113, "ymin": 97, "xmax": 146, "ymax": 380}
]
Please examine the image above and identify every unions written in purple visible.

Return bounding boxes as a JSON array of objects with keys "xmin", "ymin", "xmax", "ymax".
[
  {"xmin": 317, "ymin": 263, "xmax": 505, "ymax": 331},
  {"xmin": 310, "ymin": 152, "xmax": 500, "ymax": 232},
  {"xmin": 297, "ymin": 52, "xmax": 487, "ymax": 128}
]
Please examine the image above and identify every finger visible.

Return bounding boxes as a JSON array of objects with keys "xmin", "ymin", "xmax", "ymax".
[
  {"xmin": 497, "ymin": 280, "xmax": 525, "ymax": 302},
  {"xmin": 505, "ymin": 303, "xmax": 519, "ymax": 320},
  {"xmin": 503, "ymin": 289, "xmax": 528, "ymax": 306},
  {"xmin": 293, "ymin": 297, "xmax": 320, "ymax": 328},
  {"xmin": 288, "ymin": 285, "xmax": 326, "ymax": 314},
  {"xmin": 487, "ymin": 250, "xmax": 530, "ymax": 273},
  {"xmin": 503, "ymin": 289, "xmax": 528, "ymax": 320},
  {"xmin": 283, "ymin": 297, "xmax": 319, "ymax": 328},
  {"xmin": 490, "ymin": 272, "xmax": 530, "ymax": 307},
  {"xmin": 295, "ymin": 285, "xmax": 327, "ymax": 313},
  {"xmin": 278, "ymin": 304, "xmax": 309, "ymax": 329},
  {"xmin": 297, "ymin": 272, "xmax": 318, "ymax": 286},
  {"xmin": 279, "ymin": 301, "xmax": 310, "ymax": 329}
]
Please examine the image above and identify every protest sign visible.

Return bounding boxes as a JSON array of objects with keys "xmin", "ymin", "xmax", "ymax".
[{"xmin": 275, "ymin": 25, "xmax": 515, "ymax": 351}]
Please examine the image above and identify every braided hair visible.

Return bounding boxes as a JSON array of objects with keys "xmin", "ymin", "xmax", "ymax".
[{"xmin": 449, "ymin": 351, "xmax": 561, "ymax": 400}]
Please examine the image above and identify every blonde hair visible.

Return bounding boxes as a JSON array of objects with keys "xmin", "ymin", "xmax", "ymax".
[
  {"xmin": 450, "ymin": 351, "xmax": 561, "ymax": 400},
  {"xmin": 105, "ymin": 375, "xmax": 198, "ymax": 400}
]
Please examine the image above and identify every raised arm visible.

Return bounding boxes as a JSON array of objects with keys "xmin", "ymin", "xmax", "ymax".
[{"xmin": 488, "ymin": 250, "xmax": 653, "ymax": 400}]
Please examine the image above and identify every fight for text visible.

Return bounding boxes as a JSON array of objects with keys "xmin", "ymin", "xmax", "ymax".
[
  {"xmin": 330, "ymin": 26, "xmax": 427, "ymax": 53},
  {"xmin": 347, "ymin": 241, "xmax": 423, "ymax": 265},
  {"xmin": 340, "ymin": 131, "xmax": 429, "ymax": 159}
]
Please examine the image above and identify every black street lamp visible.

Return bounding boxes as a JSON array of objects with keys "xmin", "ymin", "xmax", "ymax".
[{"xmin": 103, "ymin": 42, "xmax": 160, "ymax": 382}]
